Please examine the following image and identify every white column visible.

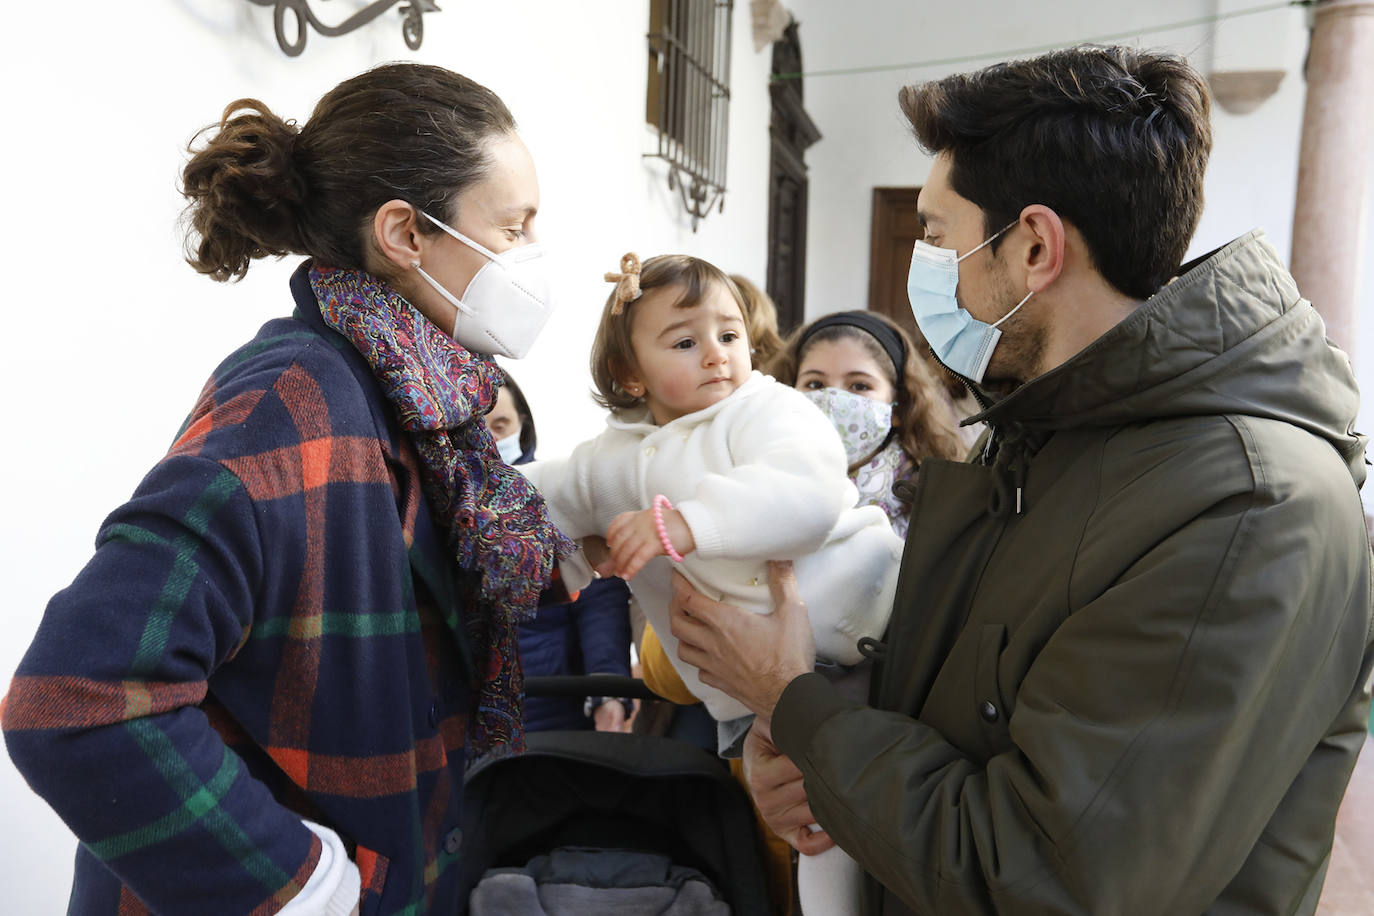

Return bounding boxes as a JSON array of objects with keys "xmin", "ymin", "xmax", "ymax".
[{"xmin": 1289, "ymin": 0, "xmax": 1374, "ymax": 357}]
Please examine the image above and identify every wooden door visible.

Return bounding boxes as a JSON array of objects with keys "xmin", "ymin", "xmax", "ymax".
[{"xmin": 867, "ymin": 186, "xmax": 923, "ymax": 342}]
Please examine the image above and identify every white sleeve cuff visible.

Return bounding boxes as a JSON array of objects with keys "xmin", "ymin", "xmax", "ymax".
[
  {"xmin": 277, "ymin": 819, "xmax": 362, "ymax": 916},
  {"xmin": 560, "ymin": 547, "xmax": 595, "ymax": 595}
]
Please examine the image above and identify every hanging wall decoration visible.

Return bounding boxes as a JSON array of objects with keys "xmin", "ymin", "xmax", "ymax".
[{"xmin": 247, "ymin": 0, "xmax": 440, "ymax": 58}]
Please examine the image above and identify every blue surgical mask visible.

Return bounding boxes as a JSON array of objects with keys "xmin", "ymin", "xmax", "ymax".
[
  {"xmin": 906, "ymin": 221, "xmax": 1033, "ymax": 383},
  {"xmin": 494, "ymin": 431, "xmax": 524, "ymax": 465}
]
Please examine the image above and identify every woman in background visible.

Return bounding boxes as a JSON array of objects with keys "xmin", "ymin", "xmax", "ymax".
[
  {"xmin": 768, "ymin": 309, "xmax": 967, "ymax": 536},
  {"xmin": 731, "ymin": 273, "xmax": 786, "ymax": 368},
  {"xmin": 488, "ymin": 372, "xmax": 634, "ymax": 733}
]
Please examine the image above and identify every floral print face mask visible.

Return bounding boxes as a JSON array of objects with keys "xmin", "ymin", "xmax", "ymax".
[{"xmin": 803, "ymin": 386, "xmax": 895, "ymax": 467}]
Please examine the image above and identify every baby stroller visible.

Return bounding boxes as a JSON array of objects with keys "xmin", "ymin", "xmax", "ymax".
[{"xmin": 456, "ymin": 674, "xmax": 775, "ymax": 915}]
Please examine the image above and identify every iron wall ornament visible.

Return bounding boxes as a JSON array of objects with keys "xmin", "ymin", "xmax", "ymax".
[{"xmin": 247, "ymin": 0, "xmax": 440, "ymax": 57}]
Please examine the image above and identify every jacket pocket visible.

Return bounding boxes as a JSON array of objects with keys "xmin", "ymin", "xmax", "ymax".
[
  {"xmin": 355, "ymin": 844, "xmax": 391, "ymax": 915},
  {"xmin": 974, "ymin": 624, "xmax": 1014, "ymax": 755}
]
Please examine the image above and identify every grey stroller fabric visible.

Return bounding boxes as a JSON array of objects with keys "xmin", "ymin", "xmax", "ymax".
[
  {"xmin": 469, "ymin": 846, "xmax": 730, "ymax": 915},
  {"xmin": 457, "ymin": 730, "xmax": 772, "ymax": 913}
]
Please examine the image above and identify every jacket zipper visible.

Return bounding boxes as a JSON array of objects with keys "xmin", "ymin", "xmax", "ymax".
[{"xmin": 931, "ymin": 356, "xmax": 999, "ymax": 466}]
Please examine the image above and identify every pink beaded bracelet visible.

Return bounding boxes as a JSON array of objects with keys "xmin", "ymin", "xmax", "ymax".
[{"xmin": 652, "ymin": 494, "xmax": 685, "ymax": 562}]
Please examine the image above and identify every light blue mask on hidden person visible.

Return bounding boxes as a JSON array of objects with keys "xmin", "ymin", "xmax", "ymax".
[{"xmin": 494, "ymin": 432, "xmax": 523, "ymax": 465}]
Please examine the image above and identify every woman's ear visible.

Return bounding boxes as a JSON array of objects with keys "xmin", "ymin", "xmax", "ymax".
[{"xmin": 372, "ymin": 200, "xmax": 425, "ymax": 273}]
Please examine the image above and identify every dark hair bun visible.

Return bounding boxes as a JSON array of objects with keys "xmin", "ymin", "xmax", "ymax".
[
  {"xmin": 179, "ymin": 64, "xmax": 516, "ymax": 283},
  {"xmin": 181, "ymin": 100, "xmax": 308, "ymax": 282}
]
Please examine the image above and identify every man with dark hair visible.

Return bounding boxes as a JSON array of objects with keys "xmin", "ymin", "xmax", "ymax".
[{"xmin": 670, "ymin": 45, "xmax": 1374, "ymax": 914}]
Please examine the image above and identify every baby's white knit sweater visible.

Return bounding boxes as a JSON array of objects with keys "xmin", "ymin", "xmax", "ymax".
[{"xmin": 520, "ymin": 372, "xmax": 903, "ymax": 722}]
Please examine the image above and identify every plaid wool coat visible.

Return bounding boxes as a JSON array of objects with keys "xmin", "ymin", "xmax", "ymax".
[{"xmin": 4, "ymin": 265, "xmax": 479, "ymax": 915}]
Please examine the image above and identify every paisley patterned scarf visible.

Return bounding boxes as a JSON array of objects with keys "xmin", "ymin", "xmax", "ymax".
[{"xmin": 310, "ymin": 264, "xmax": 573, "ymax": 761}]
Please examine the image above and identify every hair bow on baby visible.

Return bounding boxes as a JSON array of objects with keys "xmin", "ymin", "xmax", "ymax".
[{"xmin": 606, "ymin": 253, "xmax": 642, "ymax": 315}]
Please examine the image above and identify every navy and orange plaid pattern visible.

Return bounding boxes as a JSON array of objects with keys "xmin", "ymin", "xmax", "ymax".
[{"xmin": 3, "ymin": 266, "xmax": 480, "ymax": 914}]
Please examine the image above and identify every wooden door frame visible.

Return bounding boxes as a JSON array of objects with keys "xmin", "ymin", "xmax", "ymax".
[{"xmin": 765, "ymin": 17, "xmax": 820, "ymax": 335}]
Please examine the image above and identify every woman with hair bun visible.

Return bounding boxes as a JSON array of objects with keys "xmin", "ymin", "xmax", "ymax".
[{"xmin": 3, "ymin": 63, "xmax": 567, "ymax": 915}]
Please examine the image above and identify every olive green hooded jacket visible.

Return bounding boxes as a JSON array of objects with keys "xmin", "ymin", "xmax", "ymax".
[{"xmin": 772, "ymin": 231, "xmax": 1374, "ymax": 915}]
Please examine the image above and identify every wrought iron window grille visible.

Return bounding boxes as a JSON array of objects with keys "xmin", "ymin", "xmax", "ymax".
[
  {"xmin": 246, "ymin": 0, "xmax": 440, "ymax": 58},
  {"xmin": 645, "ymin": 0, "xmax": 734, "ymax": 231}
]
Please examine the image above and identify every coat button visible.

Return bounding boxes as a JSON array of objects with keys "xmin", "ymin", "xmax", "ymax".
[
  {"xmin": 428, "ymin": 701, "xmax": 440, "ymax": 728},
  {"xmin": 979, "ymin": 700, "xmax": 999, "ymax": 723},
  {"xmin": 444, "ymin": 827, "xmax": 463, "ymax": 855},
  {"xmin": 644, "ymin": 445, "xmax": 656, "ymax": 456}
]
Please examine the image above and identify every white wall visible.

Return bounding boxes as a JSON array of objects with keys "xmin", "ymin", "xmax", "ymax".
[
  {"xmin": 0, "ymin": 2, "xmax": 774, "ymax": 910},
  {"xmin": 6, "ymin": 2, "xmax": 1372, "ymax": 910}
]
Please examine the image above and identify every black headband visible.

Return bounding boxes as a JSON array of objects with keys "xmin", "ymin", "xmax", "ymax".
[{"xmin": 797, "ymin": 311, "xmax": 908, "ymax": 380}]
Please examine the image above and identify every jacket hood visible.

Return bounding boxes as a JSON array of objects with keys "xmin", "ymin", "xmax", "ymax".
[{"xmin": 974, "ymin": 231, "xmax": 1367, "ymax": 486}]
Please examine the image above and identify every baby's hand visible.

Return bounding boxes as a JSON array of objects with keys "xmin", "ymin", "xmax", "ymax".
[
  {"xmin": 605, "ymin": 509, "xmax": 663, "ymax": 580},
  {"xmin": 605, "ymin": 507, "xmax": 695, "ymax": 580}
]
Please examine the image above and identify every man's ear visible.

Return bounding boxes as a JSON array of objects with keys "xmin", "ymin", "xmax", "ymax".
[
  {"xmin": 372, "ymin": 200, "xmax": 425, "ymax": 273},
  {"xmin": 1018, "ymin": 204, "xmax": 1066, "ymax": 293}
]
